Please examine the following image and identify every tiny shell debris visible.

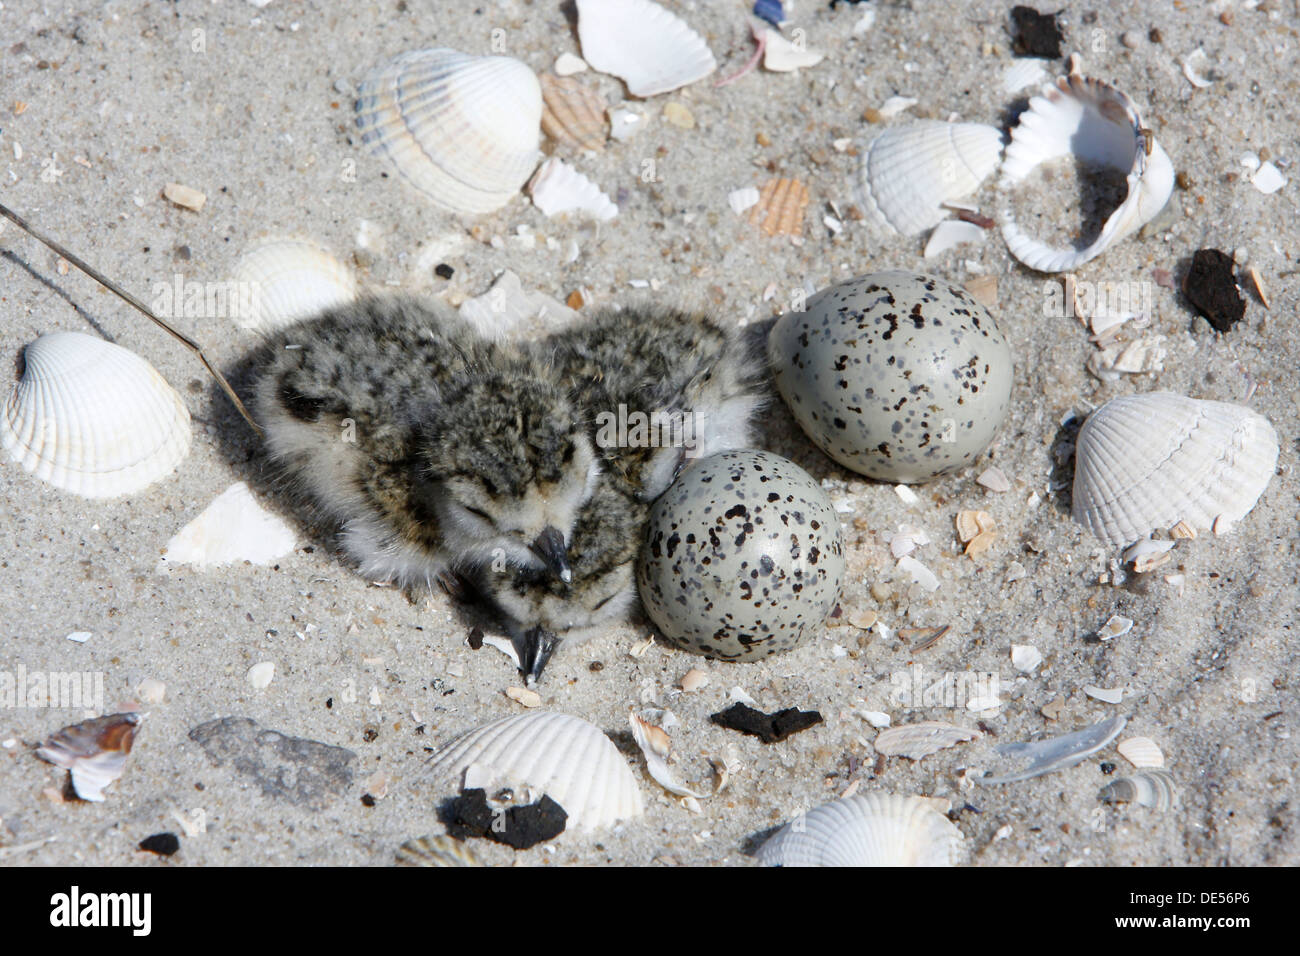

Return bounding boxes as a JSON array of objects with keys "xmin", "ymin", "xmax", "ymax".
[
  {"xmin": 458, "ymin": 269, "xmax": 578, "ymax": 338},
  {"xmin": 1183, "ymin": 249, "xmax": 1245, "ymax": 332},
  {"xmin": 607, "ymin": 107, "xmax": 643, "ymax": 142},
  {"xmin": 163, "ymin": 181, "xmax": 206, "ymax": 211},
  {"xmin": 680, "ymin": 668, "xmax": 709, "ymax": 692},
  {"xmin": 747, "ymin": 177, "xmax": 809, "ymax": 237},
  {"xmin": 1100, "ymin": 769, "xmax": 1177, "ymax": 810},
  {"xmin": 762, "ymin": 29, "xmax": 824, "ymax": 72},
  {"xmin": 662, "ymin": 101, "xmax": 695, "ymax": 129},
  {"xmin": 1011, "ymin": 644, "xmax": 1043, "ymax": 673},
  {"xmin": 539, "ymin": 74, "xmax": 607, "ymax": 152},
  {"xmin": 898, "ymin": 624, "xmax": 949, "ymax": 651},
  {"xmin": 65, "ymin": 631, "xmax": 92, "ymax": 644},
  {"xmin": 158, "ymin": 482, "xmax": 296, "ymax": 570},
  {"xmin": 629, "ymin": 711, "xmax": 707, "ymax": 800},
  {"xmin": 728, "ymin": 186, "xmax": 760, "ymax": 215},
  {"xmin": 1124, "ymin": 538, "xmax": 1174, "ymax": 573},
  {"xmin": 1249, "ymin": 161, "xmax": 1286, "ymax": 195},
  {"xmin": 247, "ymin": 661, "xmax": 275, "ymax": 689},
  {"xmin": 873, "ymin": 721, "xmax": 981, "ymax": 760},
  {"xmin": 37, "ymin": 713, "xmax": 142, "ymax": 802},
  {"xmin": 136, "ymin": 677, "xmax": 167, "ymax": 704},
  {"xmin": 1245, "ymin": 266, "xmax": 1270, "ymax": 309},
  {"xmin": 1117, "ymin": 736, "xmax": 1165, "ymax": 768},
  {"xmin": 505, "ymin": 686, "xmax": 543, "ymax": 708},
  {"xmin": 981, "ymin": 715, "xmax": 1126, "ymax": 785},
  {"xmin": 528, "ymin": 157, "xmax": 618, "ymax": 221},
  {"xmin": 964, "ymin": 275, "xmax": 998, "ymax": 308},
  {"xmin": 976, "ymin": 467, "xmax": 1011, "ymax": 493},
  {"xmin": 897, "ymin": 555, "xmax": 940, "ymax": 591},
  {"xmin": 554, "ymin": 52, "xmax": 588, "ymax": 76},
  {"xmin": 923, "ymin": 219, "xmax": 985, "ymax": 259},
  {"xmin": 710, "ymin": 702, "xmax": 822, "ymax": 743},
  {"xmin": 1098, "ymin": 615, "xmax": 1133, "ymax": 641},
  {"xmin": 1084, "ymin": 684, "xmax": 1124, "ymax": 704}
]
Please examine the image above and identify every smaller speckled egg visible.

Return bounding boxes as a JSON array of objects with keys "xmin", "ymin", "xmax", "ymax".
[
  {"xmin": 636, "ymin": 450, "xmax": 844, "ymax": 662},
  {"xmin": 768, "ymin": 271, "xmax": 1014, "ymax": 483}
]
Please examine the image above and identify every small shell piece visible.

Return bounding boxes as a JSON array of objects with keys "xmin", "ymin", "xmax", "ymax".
[
  {"xmin": 758, "ymin": 793, "xmax": 964, "ymax": 867},
  {"xmin": 1101, "ymin": 769, "xmax": 1177, "ymax": 810},
  {"xmin": 982, "ymin": 715, "xmax": 1126, "ymax": 785},
  {"xmin": 1117, "ymin": 736, "xmax": 1164, "ymax": 768},
  {"xmin": 857, "ymin": 121, "xmax": 1005, "ymax": 237},
  {"xmin": 158, "ymin": 482, "xmax": 297, "ymax": 569},
  {"xmin": 576, "ymin": 0, "xmax": 716, "ymax": 97},
  {"xmin": 999, "ymin": 74, "xmax": 1175, "ymax": 272},
  {"xmin": 395, "ymin": 835, "xmax": 483, "ymax": 867},
  {"xmin": 2, "ymin": 332, "xmax": 191, "ymax": 498},
  {"xmin": 426, "ymin": 710, "xmax": 644, "ymax": 832},
  {"xmin": 1072, "ymin": 393, "xmax": 1279, "ymax": 548},
  {"xmin": 539, "ymin": 74, "xmax": 607, "ymax": 152},
  {"xmin": 233, "ymin": 239, "xmax": 357, "ymax": 333},
  {"xmin": 37, "ymin": 713, "xmax": 141, "ymax": 802},
  {"xmin": 874, "ymin": 721, "xmax": 981, "ymax": 760},
  {"xmin": 528, "ymin": 158, "xmax": 618, "ymax": 222},
  {"xmin": 355, "ymin": 49, "xmax": 542, "ymax": 215},
  {"xmin": 748, "ymin": 177, "xmax": 810, "ymax": 236}
]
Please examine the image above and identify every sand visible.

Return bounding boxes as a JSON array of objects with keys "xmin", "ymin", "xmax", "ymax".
[{"xmin": 0, "ymin": 0, "xmax": 1296, "ymax": 867}]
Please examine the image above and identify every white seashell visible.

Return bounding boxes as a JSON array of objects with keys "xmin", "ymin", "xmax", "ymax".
[
  {"xmin": 2, "ymin": 332, "xmax": 191, "ymax": 498},
  {"xmin": 1251, "ymin": 161, "xmax": 1286, "ymax": 195},
  {"xmin": 1098, "ymin": 614, "xmax": 1134, "ymax": 640},
  {"xmin": 1101, "ymin": 769, "xmax": 1177, "ymax": 810},
  {"xmin": 246, "ymin": 661, "xmax": 275, "ymax": 689},
  {"xmin": 576, "ymin": 0, "xmax": 716, "ymax": 97},
  {"xmin": 923, "ymin": 219, "xmax": 986, "ymax": 258},
  {"xmin": 607, "ymin": 107, "xmax": 643, "ymax": 142},
  {"xmin": 999, "ymin": 74, "xmax": 1175, "ymax": 272},
  {"xmin": 1084, "ymin": 684, "xmax": 1124, "ymax": 704},
  {"xmin": 758, "ymin": 793, "xmax": 964, "ymax": 867},
  {"xmin": 763, "ymin": 29, "xmax": 825, "ymax": 72},
  {"xmin": 897, "ymin": 555, "xmax": 940, "ymax": 592},
  {"xmin": 629, "ymin": 711, "xmax": 707, "ymax": 800},
  {"xmin": 874, "ymin": 721, "xmax": 981, "ymax": 760},
  {"xmin": 426, "ymin": 710, "xmax": 644, "ymax": 831},
  {"xmin": 355, "ymin": 48, "xmax": 541, "ymax": 215},
  {"xmin": 1117, "ymin": 736, "xmax": 1164, "ymax": 768},
  {"xmin": 1002, "ymin": 57, "xmax": 1048, "ymax": 94},
  {"xmin": 157, "ymin": 482, "xmax": 297, "ymax": 569},
  {"xmin": 1010, "ymin": 644, "xmax": 1043, "ymax": 673},
  {"xmin": 233, "ymin": 239, "xmax": 357, "ymax": 333},
  {"xmin": 857, "ymin": 121, "xmax": 1005, "ymax": 237},
  {"xmin": 1071, "ymin": 393, "xmax": 1278, "ymax": 548},
  {"xmin": 458, "ymin": 270, "xmax": 579, "ymax": 340},
  {"xmin": 554, "ymin": 52, "xmax": 588, "ymax": 77},
  {"xmin": 527, "ymin": 157, "xmax": 617, "ymax": 222}
]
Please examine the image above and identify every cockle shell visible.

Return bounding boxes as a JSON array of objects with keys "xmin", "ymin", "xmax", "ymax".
[
  {"xmin": 394, "ymin": 835, "xmax": 483, "ymax": 867},
  {"xmin": 1072, "ymin": 393, "xmax": 1278, "ymax": 548},
  {"xmin": 539, "ymin": 73, "xmax": 607, "ymax": 152},
  {"xmin": 856, "ymin": 121, "xmax": 1005, "ymax": 237},
  {"xmin": 233, "ymin": 239, "xmax": 357, "ymax": 333},
  {"xmin": 355, "ymin": 48, "xmax": 542, "ymax": 215},
  {"xmin": 758, "ymin": 793, "xmax": 965, "ymax": 867},
  {"xmin": 1100, "ymin": 769, "xmax": 1178, "ymax": 810},
  {"xmin": 999, "ymin": 73, "xmax": 1175, "ymax": 272},
  {"xmin": 748, "ymin": 177, "xmax": 810, "ymax": 237},
  {"xmin": 2, "ymin": 332, "xmax": 191, "ymax": 498},
  {"xmin": 1117, "ymin": 736, "xmax": 1165, "ymax": 768},
  {"xmin": 426, "ymin": 710, "xmax": 644, "ymax": 832},
  {"xmin": 576, "ymin": 0, "xmax": 716, "ymax": 97},
  {"xmin": 528, "ymin": 158, "xmax": 618, "ymax": 222}
]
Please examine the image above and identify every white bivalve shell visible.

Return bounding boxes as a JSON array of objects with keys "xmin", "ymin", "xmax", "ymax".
[
  {"xmin": 999, "ymin": 73, "xmax": 1175, "ymax": 272},
  {"xmin": 427, "ymin": 710, "xmax": 644, "ymax": 832},
  {"xmin": 528, "ymin": 158, "xmax": 618, "ymax": 221},
  {"xmin": 856, "ymin": 121, "xmax": 1005, "ymax": 237},
  {"xmin": 355, "ymin": 48, "xmax": 542, "ymax": 215},
  {"xmin": 576, "ymin": 0, "xmax": 716, "ymax": 97},
  {"xmin": 1072, "ymin": 392, "xmax": 1278, "ymax": 548},
  {"xmin": 233, "ymin": 239, "xmax": 357, "ymax": 333},
  {"xmin": 2, "ymin": 332, "xmax": 191, "ymax": 498},
  {"xmin": 758, "ymin": 793, "xmax": 965, "ymax": 867}
]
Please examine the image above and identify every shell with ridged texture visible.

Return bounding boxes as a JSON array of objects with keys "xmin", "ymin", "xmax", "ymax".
[{"xmin": 758, "ymin": 793, "xmax": 964, "ymax": 867}]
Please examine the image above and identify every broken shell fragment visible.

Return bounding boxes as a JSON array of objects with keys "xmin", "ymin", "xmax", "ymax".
[
  {"xmin": 426, "ymin": 710, "xmax": 644, "ymax": 831},
  {"xmin": 629, "ymin": 711, "xmax": 707, "ymax": 800},
  {"xmin": 758, "ymin": 793, "xmax": 964, "ymax": 866},
  {"xmin": 233, "ymin": 239, "xmax": 357, "ymax": 333},
  {"xmin": 158, "ymin": 482, "xmax": 297, "ymax": 569},
  {"xmin": 1071, "ymin": 393, "xmax": 1279, "ymax": 548},
  {"xmin": 982, "ymin": 715, "xmax": 1126, "ymax": 785},
  {"xmin": 1117, "ymin": 736, "xmax": 1164, "ymax": 768},
  {"xmin": 355, "ymin": 49, "xmax": 542, "ymax": 215},
  {"xmin": 37, "ymin": 713, "xmax": 142, "ymax": 802},
  {"xmin": 874, "ymin": 721, "xmax": 981, "ymax": 760},
  {"xmin": 748, "ymin": 177, "xmax": 810, "ymax": 236},
  {"xmin": 576, "ymin": 0, "xmax": 716, "ymax": 98},
  {"xmin": 999, "ymin": 74, "xmax": 1175, "ymax": 272},
  {"xmin": 2, "ymin": 332, "xmax": 191, "ymax": 498},
  {"xmin": 1100, "ymin": 769, "xmax": 1177, "ymax": 810},
  {"xmin": 857, "ymin": 121, "xmax": 1005, "ymax": 237},
  {"xmin": 539, "ymin": 73, "xmax": 607, "ymax": 152},
  {"xmin": 528, "ymin": 157, "xmax": 618, "ymax": 222}
]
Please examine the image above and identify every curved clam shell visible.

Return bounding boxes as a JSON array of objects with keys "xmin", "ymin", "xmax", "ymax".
[
  {"xmin": 1072, "ymin": 392, "xmax": 1278, "ymax": 548},
  {"xmin": 528, "ymin": 158, "xmax": 618, "ymax": 222},
  {"xmin": 233, "ymin": 239, "xmax": 357, "ymax": 333},
  {"xmin": 758, "ymin": 793, "xmax": 964, "ymax": 867},
  {"xmin": 576, "ymin": 0, "xmax": 716, "ymax": 98},
  {"xmin": 2, "ymin": 332, "xmax": 191, "ymax": 498},
  {"xmin": 540, "ymin": 74, "xmax": 607, "ymax": 152},
  {"xmin": 1100, "ymin": 769, "xmax": 1178, "ymax": 810},
  {"xmin": 426, "ymin": 710, "xmax": 644, "ymax": 832},
  {"xmin": 355, "ymin": 48, "xmax": 542, "ymax": 215},
  {"xmin": 1117, "ymin": 736, "xmax": 1165, "ymax": 769},
  {"xmin": 999, "ymin": 73, "xmax": 1175, "ymax": 272},
  {"xmin": 856, "ymin": 121, "xmax": 1005, "ymax": 237}
]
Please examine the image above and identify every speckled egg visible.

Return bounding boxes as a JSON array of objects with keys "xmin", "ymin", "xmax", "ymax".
[
  {"xmin": 636, "ymin": 450, "xmax": 844, "ymax": 662},
  {"xmin": 768, "ymin": 271, "xmax": 1013, "ymax": 483}
]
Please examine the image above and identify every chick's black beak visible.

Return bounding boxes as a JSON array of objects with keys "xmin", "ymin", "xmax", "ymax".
[{"xmin": 531, "ymin": 526, "xmax": 572, "ymax": 584}]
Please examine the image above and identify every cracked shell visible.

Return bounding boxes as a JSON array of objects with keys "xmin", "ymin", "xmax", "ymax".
[
  {"xmin": 769, "ymin": 272, "xmax": 1014, "ymax": 483},
  {"xmin": 637, "ymin": 450, "xmax": 844, "ymax": 662}
]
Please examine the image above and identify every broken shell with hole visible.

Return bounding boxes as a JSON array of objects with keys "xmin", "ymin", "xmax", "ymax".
[
  {"xmin": 637, "ymin": 450, "xmax": 844, "ymax": 662},
  {"xmin": 768, "ymin": 272, "xmax": 1013, "ymax": 483}
]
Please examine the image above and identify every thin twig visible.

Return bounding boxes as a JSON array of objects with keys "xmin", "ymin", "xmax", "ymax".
[{"xmin": 0, "ymin": 201, "xmax": 263, "ymax": 437}]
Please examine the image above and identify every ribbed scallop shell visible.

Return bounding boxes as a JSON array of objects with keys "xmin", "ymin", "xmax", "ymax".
[
  {"xmin": 1100, "ymin": 769, "xmax": 1178, "ymax": 810},
  {"xmin": 233, "ymin": 239, "xmax": 356, "ymax": 333},
  {"xmin": 1072, "ymin": 393, "xmax": 1278, "ymax": 548},
  {"xmin": 999, "ymin": 73, "xmax": 1175, "ymax": 272},
  {"xmin": 355, "ymin": 49, "xmax": 542, "ymax": 215},
  {"xmin": 857, "ymin": 121, "xmax": 1005, "ymax": 237},
  {"xmin": 2, "ymin": 332, "xmax": 191, "ymax": 498},
  {"xmin": 576, "ymin": 0, "xmax": 717, "ymax": 97},
  {"xmin": 427, "ymin": 711, "xmax": 644, "ymax": 832},
  {"xmin": 758, "ymin": 793, "xmax": 964, "ymax": 867},
  {"xmin": 394, "ymin": 835, "xmax": 483, "ymax": 867},
  {"xmin": 540, "ymin": 74, "xmax": 607, "ymax": 152},
  {"xmin": 528, "ymin": 158, "xmax": 618, "ymax": 221}
]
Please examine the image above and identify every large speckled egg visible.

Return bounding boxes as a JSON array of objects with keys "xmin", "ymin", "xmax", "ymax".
[
  {"xmin": 636, "ymin": 450, "xmax": 844, "ymax": 662},
  {"xmin": 768, "ymin": 271, "xmax": 1013, "ymax": 483}
]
